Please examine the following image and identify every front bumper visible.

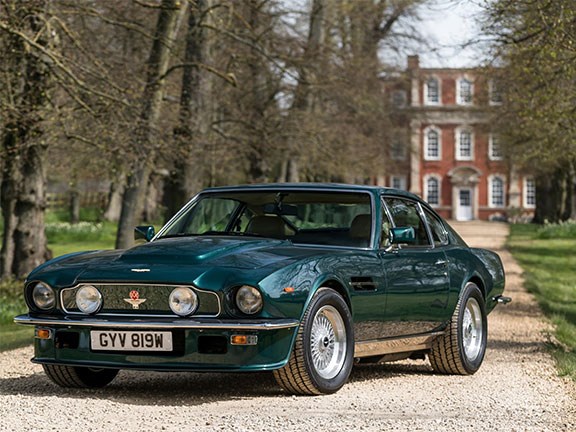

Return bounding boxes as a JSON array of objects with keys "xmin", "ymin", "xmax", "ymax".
[{"xmin": 14, "ymin": 314, "xmax": 299, "ymax": 372}]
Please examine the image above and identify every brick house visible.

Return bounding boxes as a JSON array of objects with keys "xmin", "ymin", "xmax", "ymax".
[{"xmin": 381, "ymin": 55, "xmax": 535, "ymax": 221}]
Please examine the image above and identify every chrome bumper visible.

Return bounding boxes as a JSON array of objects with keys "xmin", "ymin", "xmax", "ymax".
[{"xmin": 14, "ymin": 314, "xmax": 300, "ymax": 331}]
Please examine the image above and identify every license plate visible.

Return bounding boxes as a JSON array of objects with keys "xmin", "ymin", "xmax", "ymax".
[{"xmin": 90, "ymin": 331, "xmax": 173, "ymax": 352}]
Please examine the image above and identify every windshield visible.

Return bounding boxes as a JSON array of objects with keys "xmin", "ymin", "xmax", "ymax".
[{"xmin": 159, "ymin": 190, "xmax": 373, "ymax": 248}]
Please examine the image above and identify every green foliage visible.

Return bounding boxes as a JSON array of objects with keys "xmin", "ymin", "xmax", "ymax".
[
  {"xmin": 536, "ymin": 220, "xmax": 576, "ymax": 239},
  {"xmin": 0, "ymin": 279, "xmax": 25, "ymax": 324},
  {"xmin": 509, "ymin": 224, "xmax": 576, "ymax": 380}
]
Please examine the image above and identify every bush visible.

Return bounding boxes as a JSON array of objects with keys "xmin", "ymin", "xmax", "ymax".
[
  {"xmin": 45, "ymin": 221, "xmax": 104, "ymax": 242},
  {"xmin": 536, "ymin": 220, "xmax": 576, "ymax": 239},
  {"xmin": 0, "ymin": 279, "xmax": 26, "ymax": 324}
]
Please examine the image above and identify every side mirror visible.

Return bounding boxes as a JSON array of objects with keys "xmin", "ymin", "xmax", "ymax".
[
  {"xmin": 134, "ymin": 225, "xmax": 155, "ymax": 242},
  {"xmin": 390, "ymin": 226, "xmax": 416, "ymax": 245}
]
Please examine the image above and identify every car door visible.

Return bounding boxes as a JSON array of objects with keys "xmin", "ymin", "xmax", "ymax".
[{"xmin": 379, "ymin": 197, "xmax": 450, "ymax": 338}]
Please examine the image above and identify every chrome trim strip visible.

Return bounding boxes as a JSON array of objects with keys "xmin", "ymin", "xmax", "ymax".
[
  {"xmin": 60, "ymin": 283, "xmax": 222, "ymax": 317},
  {"xmin": 354, "ymin": 332, "xmax": 444, "ymax": 358},
  {"xmin": 14, "ymin": 315, "xmax": 300, "ymax": 331}
]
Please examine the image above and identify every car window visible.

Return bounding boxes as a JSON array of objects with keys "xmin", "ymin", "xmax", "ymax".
[
  {"xmin": 163, "ymin": 198, "xmax": 240, "ymax": 235},
  {"xmin": 422, "ymin": 207, "xmax": 449, "ymax": 246},
  {"xmin": 380, "ymin": 199, "xmax": 393, "ymax": 248},
  {"xmin": 384, "ymin": 197, "xmax": 431, "ymax": 247}
]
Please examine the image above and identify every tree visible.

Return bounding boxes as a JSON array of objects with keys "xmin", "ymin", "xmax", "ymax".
[
  {"xmin": 115, "ymin": 0, "xmax": 186, "ymax": 249},
  {"xmin": 484, "ymin": 0, "xmax": 576, "ymax": 222},
  {"xmin": 0, "ymin": 0, "xmax": 56, "ymax": 278}
]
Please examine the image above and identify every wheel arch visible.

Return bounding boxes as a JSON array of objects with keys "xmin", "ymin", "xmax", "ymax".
[
  {"xmin": 315, "ymin": 278, "xmax": 352, "ymax": 311},
  {"xmin": 467, "ymin": 275, "xmax": 486, "ymax": 299}
]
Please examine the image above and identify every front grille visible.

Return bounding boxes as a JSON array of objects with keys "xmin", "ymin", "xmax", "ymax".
[{"xmin": 61, "ymin": 283, "xmax": 221, "ymax": 317}]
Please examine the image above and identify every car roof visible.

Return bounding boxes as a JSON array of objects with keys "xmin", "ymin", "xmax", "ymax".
[{"xmin": 201, "ymin": 183, "xmax": 421, "ymax": 200}]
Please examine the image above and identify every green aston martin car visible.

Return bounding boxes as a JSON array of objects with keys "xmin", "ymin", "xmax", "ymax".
[{"xmin": 15, "ymin": 184, "xmax": 508, "ymax": 395}]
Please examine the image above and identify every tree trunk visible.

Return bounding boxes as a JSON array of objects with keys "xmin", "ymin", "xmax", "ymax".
[
  {"xmin": 533, "ymin": 166, "xmax": 574, "ymax": 224},
  {"xmin": 103, "ymin": 177, "xmax": 125, "ymax": 223},
  {"xmin": 164, "ymin": 0, "xmax": 208, "ymax": 220},
  {"xmin": 115, "ymin": 0, "xmax": 186, "ymax": 249},
  {"xmin": 0, "ymin": 2, "xmax": 53, "ymax": 279}
]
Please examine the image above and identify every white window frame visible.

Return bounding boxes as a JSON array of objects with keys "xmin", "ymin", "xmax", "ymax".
[
  {"xmin": 455, "ymin": 127, "xmax": 474, "ymax": 161},
  {"xmin": 424, "ymin": 76, "xmax": 441, "ymax": 106},
  {"xmin": 423, "ymin": 174, "xmax": 442, "ymax": 207},
  {"xmin": 489, "ymin": 79, "xmax": 503, "ymax": 106},
  {"xmin": 488, "ymin": 133, "xmax": 503, "ymax": 161},
  {"xmin": 424, "ymin": 126, "xmax": 442, "ymax": 161},
  {"xmin": 488, "ymin": 175, "xmax": 506, "ymax": 208},
  {"xmin": 456, "ymin": 77, "xmax": 474, "ymax": 105},
  {"xmin": 390, "ymin": 175, "xmax": 407, "ymax": 190},
  {"xmin": 523, "ymin": 177, "xmax": 536, "ymax": 208}
]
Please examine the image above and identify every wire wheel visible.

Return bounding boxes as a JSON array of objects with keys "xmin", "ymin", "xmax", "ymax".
[{"xmin": 310, "ymin": 305, "xmax": 347, "ymax": 379}]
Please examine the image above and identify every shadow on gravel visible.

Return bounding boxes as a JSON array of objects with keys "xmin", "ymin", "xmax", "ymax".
[{"xmin": 0, "ymin": 360, "xmax": 435, "ymax": 406}]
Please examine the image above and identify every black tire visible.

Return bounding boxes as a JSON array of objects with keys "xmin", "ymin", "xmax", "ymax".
[
  {"xmin": 429, "ymin": 282, "xmax": 487, "ymax": 375},
  {"xmin": 273, "ymin": 288, "xmax": 354, "ymax": 395},
  {"xmin": 43, "ymin": 364, "xmax": 119, "ymax": 388}
]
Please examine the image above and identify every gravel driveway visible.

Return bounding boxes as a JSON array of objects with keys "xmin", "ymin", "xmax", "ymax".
[{"xmin": 1, "ymin": 221, "xmax": 574, "ymax": 431}]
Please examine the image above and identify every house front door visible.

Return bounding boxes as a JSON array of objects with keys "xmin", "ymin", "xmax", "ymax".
[{"xmin": 456, "ymin": 187, "xmax": 473, "ymax": 221}]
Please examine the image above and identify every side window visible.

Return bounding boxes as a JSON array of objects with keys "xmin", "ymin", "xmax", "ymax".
[
  {"xmin": 422, "ymin": 207, "xmax": 449, "ymax": 247},
  {"xmin": 385, "ymin": 198, "xmax": 431, "ymax": 247}
]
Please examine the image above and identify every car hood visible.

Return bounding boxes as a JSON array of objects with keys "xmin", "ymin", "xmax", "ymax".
[{"xmin": 28, "ymin": 236, "xmax": 339, "ymax": 289}]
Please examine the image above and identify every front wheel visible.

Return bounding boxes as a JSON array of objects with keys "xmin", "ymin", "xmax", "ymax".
[
  {"xmin": 273, "ymin": 288, "xmax": 354, "ymax": 395},
  {"xmin": 429, "ymin": 282, "xmax": 487, "ymax": 375},
  {"xmin": 43, "ymin": 364, "xmax": 119, "ymax": 388}
]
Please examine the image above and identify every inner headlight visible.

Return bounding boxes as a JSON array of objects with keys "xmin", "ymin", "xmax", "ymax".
[
  {"xmin": 76, "ymin": 285, "xmax": 102, "ymax": 314},
  {"xmin": 32, "ymin": 282, "xmax": 55, "ymax": 310},
  {"xmin": 169, "ymin": 287, "xmax": 198, "ymax": 316},
  {"xmin": 235, "ymin": 285, "xmax": 263, "ymax": 315}
]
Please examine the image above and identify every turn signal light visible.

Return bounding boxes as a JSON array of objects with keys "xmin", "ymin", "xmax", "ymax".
[
  {"xmin": 35, "ymin": 329, "xmax": 52, "ymax": 340},
  {"xmin": 231, "ymin": 335, "xmax": 258, "ymax": 346}
]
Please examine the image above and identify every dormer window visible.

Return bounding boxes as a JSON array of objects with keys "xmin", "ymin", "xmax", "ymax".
[
  {"xmin": 457, "ymin": 78, "xmax": 473, "ymax": 105},
  {"xmin": 425, "ymin": 77, "xmax": 440, "ymax": 105}
]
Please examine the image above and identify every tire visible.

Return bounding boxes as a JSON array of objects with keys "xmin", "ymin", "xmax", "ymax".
[
  {"xmin": 429, "ymin": 282, "xmax": 487, "ymax": 375},
  {"xmin": 43, "ymin": 364, "xmax": 119, "ymax": 388},
  {"xmin": 273, "ymin": 288, "xmax": 354, "ymax": 395}
]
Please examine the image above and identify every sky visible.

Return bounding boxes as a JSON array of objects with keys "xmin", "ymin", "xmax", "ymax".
[{"xmin": 413, "ymin": 0, "xmax": 487, "ymax": 68}]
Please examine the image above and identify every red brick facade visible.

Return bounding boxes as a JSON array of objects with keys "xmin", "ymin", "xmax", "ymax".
[{"xmin": 381, "ymin": 56, "xmax": 535, "ymax": 222}]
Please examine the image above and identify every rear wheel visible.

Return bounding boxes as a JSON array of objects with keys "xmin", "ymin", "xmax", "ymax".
[
  {"xmin": 43, "ymin": 364, "xmax": 119, "ymax": 388},
  {"xmin": 273, "ymin": 288, "xmax": 354, "ymax": 395},
  {"xmin": 429, "ymin": 282, "xmax": 487, "ymax": 375}
]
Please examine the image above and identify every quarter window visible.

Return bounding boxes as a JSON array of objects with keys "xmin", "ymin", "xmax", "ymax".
[{"xmin": 422, "ymin": 207, "xmax": 448, "ymax": 246}]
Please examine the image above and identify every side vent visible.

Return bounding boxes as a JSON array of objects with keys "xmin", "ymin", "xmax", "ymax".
[{"xmin": 350, "ymin": 277, "xmax": 377, "ymax": 291}]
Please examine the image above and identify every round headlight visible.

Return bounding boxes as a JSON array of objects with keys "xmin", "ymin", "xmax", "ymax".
[
  {"xmin": 235, "ymin": 285, "xmax": 263, "ymax": 315},
  {"xmin": 32, "ymin": 282, "xmax": 55, "ymax": 310},
  {"xmin": 76, "ymin": 285, "xmax": 102, "ymax": 314},
  {"xmin": 169, "ymin": 287, "xmax": 198, "ymax": 316}
]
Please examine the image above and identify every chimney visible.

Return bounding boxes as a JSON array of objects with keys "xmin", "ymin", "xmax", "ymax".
[{"xmin": 407, "ymin": 55, "xmax": 420, "ymax": 70}]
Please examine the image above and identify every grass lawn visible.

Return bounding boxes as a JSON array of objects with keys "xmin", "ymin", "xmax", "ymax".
[{"xmin": 508, "ymin": 223, "xmax": 576, "ymax": 380}]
